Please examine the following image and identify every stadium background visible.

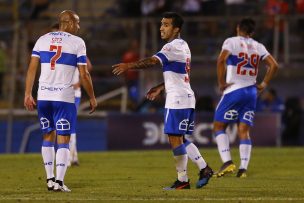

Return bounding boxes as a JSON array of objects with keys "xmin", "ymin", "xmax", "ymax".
[{"xmin": 0, "ymin": 0, "xmax": 303, "ymax": 153}]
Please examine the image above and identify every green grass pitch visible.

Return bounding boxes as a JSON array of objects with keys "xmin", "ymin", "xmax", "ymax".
[{"xmin": 0, "ymin": 147, "xmax": 304, "ymax": 202}]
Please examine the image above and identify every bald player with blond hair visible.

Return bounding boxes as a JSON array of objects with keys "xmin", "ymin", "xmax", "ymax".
[{"xmin": 24, "ymin": 10, "xmax": 97, "ymax": 192}]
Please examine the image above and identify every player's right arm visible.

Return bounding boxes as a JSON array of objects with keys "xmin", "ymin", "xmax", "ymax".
[
  {"xmin": 112, "ymin": 56, "xmax": 160, "ymax": 75},
  {"xmin": 256, "ymin": 54, "xmax": 278, "ymax": 94},
  {"xmin": 217, "ymin": 49, "xmax": 233, "ymax": 93},
  {"xmin": 24, "ymin": 57, "xmax": 39, "ymax": 111},
  {"xmin": 78, "ymin": 65, "xmax": 97, "ymax": 114},
  {"xmin": 146, "ymin": 83, "xmax": 165, "ymax": 101}
]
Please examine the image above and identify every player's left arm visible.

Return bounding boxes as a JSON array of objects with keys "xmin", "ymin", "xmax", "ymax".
[
  {"xmin": 24, "ymin": 57, "xmax": 39, "ymax": 111},
  {"xmin": 257, "ymin": 54, "xmax": 279, "ymax": 93},
  {"xmin": 146, "ymin": 82, "xmax": 165, "ymax": 101},
  {"xmin": 112, "ymin": 56, "xmax": 160, "ymax": 75},
  {"xmin": 78, "ymin": 65, "xmax": 97, "ymax": 114},
  {"xmin": 75, "ymin": 56, "xmax": 92, "ymax": 89}
]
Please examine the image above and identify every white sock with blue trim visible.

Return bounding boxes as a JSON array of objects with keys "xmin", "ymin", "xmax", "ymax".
[
  {"xmin": 173, "ymin": 144, "xmax": 188, "ymax": 182},
  {"xmin": 41, "ymin": 141, "xmax": 55, "ymax": 179},
  {"xmin": 215, "ymin": 130, "xmax": 232, "ymax": 163},
  {"xmin": 184, "ymin": 140, "xmax": 207, "ymax": 170},
  {"xmin": 239, "ymin": 139, "xmax": 252, "ymax": 170},
  {"xmin": 56, "ymin": 144, "xmax": 70, "ymax": 182}
]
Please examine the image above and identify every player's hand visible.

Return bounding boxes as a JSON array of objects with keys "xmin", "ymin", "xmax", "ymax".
[
  {"xmin": 146, "ymin": 87, "xmax": 162, "ymax": 101},
  {"xmin": 24, "ymin": 95, "xmax": 36, "ymax": 111},
  {"xmin": 89, "ymin": 97, "xmax": 97, "ymax": 114},
  {"xmin": 219, "ymin": 82, "xmax": 233, "ymax": 93},
  {"xmin": 112, "ymin": 63, "xmax": 129, "ymax": 75},
  {"xmin": 256, "ymin": 82, "xmax": 267, "ymax": 95}
]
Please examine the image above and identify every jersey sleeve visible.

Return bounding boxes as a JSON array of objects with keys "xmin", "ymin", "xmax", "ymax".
[
  {"xmin": 257, "ymin": 43, "xmax": 270, "ymax": 60},
  {"xmin": 153, "ymin": 43, "xmax": 175, "ymax": 66},
  {"xmin": 222, "ymin": 38, "xmax": 233, "ymax": 53},
  {"xmin": 77, "ymin": 39, "xmax": 87, "ymax": 66},
  {"xmin": 31, "ymin": 37, "xmax": 41, "ymax": 58}
]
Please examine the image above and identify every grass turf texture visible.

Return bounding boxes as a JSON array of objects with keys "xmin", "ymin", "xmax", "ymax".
[{"xmin": 0, "ymin": 147, "xmax": 304, "ymax": 202}]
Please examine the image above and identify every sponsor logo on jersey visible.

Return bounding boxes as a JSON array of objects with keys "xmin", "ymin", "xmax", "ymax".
[
  {"xmin": 41, "ymin": 86, "xmax": 64, "ymax": 91},
  {"xmin": 51, "ymin": 37, "xmax": 62, "ymax": 44}
]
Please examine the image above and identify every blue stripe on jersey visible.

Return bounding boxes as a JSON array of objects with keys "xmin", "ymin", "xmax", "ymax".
[
  {"xmin": 40, "ymin": 51, "xmax": 78, "ymax": 67},
  {"xmin": 77, "ymin": 55, "xmax": 87, "ymax": 64},
  {"xmin": 227, "ymin": 55, "xmax": 254, "ymax": 69},
  {"xmin": 163, "ymin": 61, "xmax": 186, "ymax": 74},
  {"xmin": 155, "ymin": 52, "xmax": 169, "ymax": 65},
  {"xmin": 32, "ymin": 51, "xmax": 40, "ymax": 56}
]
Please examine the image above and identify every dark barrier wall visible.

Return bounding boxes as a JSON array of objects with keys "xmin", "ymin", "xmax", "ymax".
[
  {"xmin": 0, "ymin": 112, "xmax": 282, "ymax": 153},
  {"xmin": 107, "ymin": 113, "xmax": 282, "ymax": 150},
  {"xmin": 0, "ymin": 118, "xmax": 107, "ymax": 153}
]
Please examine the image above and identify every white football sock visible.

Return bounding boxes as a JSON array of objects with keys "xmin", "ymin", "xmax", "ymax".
[
  {"xmin": 185, "ymin": 142, "xmax": 207, "ymax": 170},
  {"xmin": 173, "ymin": 144, "xmax": 188, "ymax": 182},
  {"xmin": 239, "ymin": 140, "xmax": 252, "ymax": 170},
  {"xmin": 174, "ymin": 154, "xmax": 188, "ymax": 182},
  {"xmin": 56, "ymin": 147, "xmax": 70, "ymax": 182},
  {"xmin": 215, "ymin": 131, "xmax": 232, "ymax": 163},
  {"xmin": 42, "ymin": 146, "xmax": 55, "ymax": 179}
]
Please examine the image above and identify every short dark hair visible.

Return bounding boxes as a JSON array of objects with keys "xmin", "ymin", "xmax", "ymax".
[
  {"xmin": 239, "ymin": 18, "xmax": 255, "ymax": 35},
  {"xmin": 162, "ymin": 12, "xmax": 184, "ymax": 30}
]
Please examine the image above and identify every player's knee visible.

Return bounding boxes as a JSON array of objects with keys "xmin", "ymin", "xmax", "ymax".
[
  {"xmin": 168, "ymin": 135, "xmax": 183, "ymax": 149},
  {"xmin": 213, "ymin": 122, "xmax": 226, "ymax": 132},
  {"xmin": 238, "ymin": 127, "xmax": 250, "ymax": 139},
  {"xmin": 57, "ymin": 134, "xmax": 70, "ymax": 144},
  {"xmin": 43, "ymin": 130, "xmax": 56, "ymax": 142}
]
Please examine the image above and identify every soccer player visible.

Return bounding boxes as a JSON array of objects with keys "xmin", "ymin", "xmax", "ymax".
[
  {"xmin": 49, "ymin": 23, "xmax": 93, "ymax": 167},
  {"xmin": 213, "ymin": 18, "xmax": 278, "ymax": 178},
  {"xmin": 113, "ymin": 12, "xmax": 213, "ymax": 190},
  {"xmin": 24, "ymin": 10, "xmax": 97, "ymax": 192}
]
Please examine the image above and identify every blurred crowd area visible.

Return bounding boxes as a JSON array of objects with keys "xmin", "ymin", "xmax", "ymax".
[{"xmin": 0, "ymin": 0, "xmax": 303, "ymax": 118}]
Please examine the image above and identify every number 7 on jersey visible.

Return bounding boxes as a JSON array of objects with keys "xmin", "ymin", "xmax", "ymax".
[{"xmin": 49, "ymin": 45, "xmax": 62, "ymax": 70}]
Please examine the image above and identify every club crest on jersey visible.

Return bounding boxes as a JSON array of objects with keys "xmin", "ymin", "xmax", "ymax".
[
  {"xmin": 224, "ymin": 110, "xmax": 238, "ymax": 120},
  {"xmin": 179, "ymin": 119, "xmax": 194, "ymax": 131},
  {"xmin": 56, "ymin": 118, "xmax": 70, "ymax": 131},
  {"xmin": 243, "ymin": 111, "xmax": 255, "ymax": 123},
  {"xmin": 40, "ymin": 117, "xmax": 50, "ymax": 129}
]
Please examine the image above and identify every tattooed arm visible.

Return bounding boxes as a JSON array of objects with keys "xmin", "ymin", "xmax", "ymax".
[{"xmin": 112, "ymin": 56, "xmax": 161, "ymax": 75}]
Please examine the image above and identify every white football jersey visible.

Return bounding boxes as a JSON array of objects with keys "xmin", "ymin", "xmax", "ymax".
[
  {"xmin": 221, "ymin": 36, "xmax": 270, "ymax": 94},
  {"xmin": 154, "ymin": 38, "xmax": 195, "ymax": 109},
  {"xmin": 32, "ymin": 31, "xmax": 87, "ymax": 103}
]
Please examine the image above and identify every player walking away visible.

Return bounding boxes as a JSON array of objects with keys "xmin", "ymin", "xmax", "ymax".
[
  {"xmin": 49, "ymin": 23, "xmax": 93, "ymax": 167},
  {"xmin": 213, "ymin": 18, "xmax": 278, "ymax": 178},
  {"xmin": 113, "ymin": 12, "xmax": 213, "ymax": 190},
  {"xmin": 24, "ymin": 10, "xmax": 97, "ymax": 192}
]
